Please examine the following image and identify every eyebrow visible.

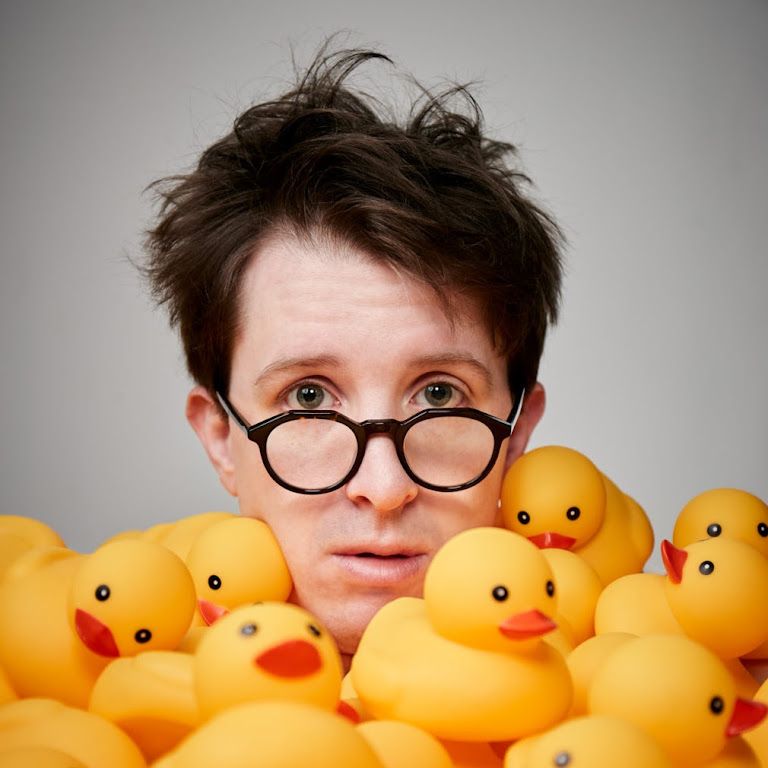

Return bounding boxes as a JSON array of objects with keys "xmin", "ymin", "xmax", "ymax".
[
  {"xmin": 251, "ymin": 355, "xmax": 343, "ymax": 390},
  {"xmin": 407, "ymin": 353, "xmax": 495, "ymax": 391}
]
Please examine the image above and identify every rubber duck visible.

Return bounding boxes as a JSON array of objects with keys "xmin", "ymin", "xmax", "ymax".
[
  {"xmin": 0, "ymin": 515, "xmax": 65, "ymax": 581},
  {"xmin": 88, "ymin": 651, "xmax": 198, "ymax": 762},
  {"xmin": 541, "ymin": 547, "xmax": 602, "ymax": 646},
  {"xmin": 147, "ymin": 511, "xmax": 234, "ymax": 561},
  {"xmin": 0, "ymin": 698, "xmax": 146, "ymax": 768},
  {"xmin": 662, "ymin": 538, "xmax": 768, "ymax": 661},
  {"xmin": 500, "ymin": 446, "xmax": 654, "ymax": 584},
  {"xmin": 503, "ymin": 714, "xmax": 674, "ymax": 768},
  {"xmin": 673, "ymin": 489, "xmax": 768, "ymax": 559},
  {"xmin": 0, "ymin": 538, "xmax": 196, "ymax": 707},
  {"xmin": 565, "ymin": 632, "xmax": 635, "ymax": 717},
  {"xmin": 351, "ymin": 527, "xmax": 572, "ymax": 742},
  {"xmin": 742, "ymin": 676, "xmax": 768, "ymax": 766},
  {"xmin": 152, "ymin": 700, "xmax": 383, "ymax": 768},
  {"xmin": 184, "ymin": 517, "xmax": 292, "ymax": 626},
  {"xmin": 588, "ymin": 634, "xmax": 768, "ymax": 767},
  {"xmin": 699, "ymin": 736, "xmax": 762, "ymax": 767},
  {"xmin": 194, "ymin": 601, "xmax": 346, "ymax": 721},
  {"xmin": 0, "ymin": 746, "xmax": 87, "ymax": 767},
  {"xmin": 357, "ymin": 720, "xmax": 453, "ymax": 768}
]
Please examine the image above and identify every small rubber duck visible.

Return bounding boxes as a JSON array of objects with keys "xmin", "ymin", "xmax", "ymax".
[
  {"xmin": 147, "ymin": 511, "xmax": 234, "ymax": 561},
  {"xmin": 588, "ymin": 634, "xmax": 768, "ymax": 767},
  {"xmin": 0, "ymin": 698, "xmax": 146, "ymax": 768},
  {"xmin": 351, "ymin": 527, "xmax": 572, "ymax": 742},
  {"xmin": 184, "ymin": 517, "xmax": 292, "ymax": 626},
  {"xmin": 0, "ymin": 746, "xmax": 87, "ymax": 767},
  {"xmin": 0, "ymin": 538, "xmax": 196, "ymax": 707},
  {"xmin": 500, "ymin": 446, "xmax": 654, "ymax": 584},
  {"xmin": 0, "ymin": 515, "xmax": 65, "ymax": 582},
  {"xmin": 503, "ymin": 714, "xmax": 674, "ymax": 768},
  {"xmin": 152, "ymin": 700, "xmax": 384, "ymax": 768},
  {"xmin": 194, "ymin": 601, "xmax": 345, "ymax": 721},
  {"xmin": 357, "ymin": 720, "xmax": 454, "ymax": 768},
  {"xmin": 742, "ymin": 676, "xmax": 768, "ymax": 765},
  {"xmin": 673, "ymin": 488, "xmax": 768, "ymax": 559}
]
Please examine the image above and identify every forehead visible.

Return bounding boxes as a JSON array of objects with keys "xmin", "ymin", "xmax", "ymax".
[{"xmin": 234, "ymin": 232, "xmax": 500, "ymax": 365}]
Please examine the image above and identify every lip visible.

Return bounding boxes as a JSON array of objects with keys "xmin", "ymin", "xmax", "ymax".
[{"xmin": 332, "ymin": 550, "xmax": 428, "ymax": 587}]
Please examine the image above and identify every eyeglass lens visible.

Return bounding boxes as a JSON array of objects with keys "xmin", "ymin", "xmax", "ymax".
[{"xmin": 265, "ymin": 415, "xmax": 496, "ymax": 492}]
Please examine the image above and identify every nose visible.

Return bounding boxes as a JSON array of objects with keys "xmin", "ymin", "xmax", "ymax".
[{"xmin": 344, "ymin": 433, "xmax": 418, "ymax": 513}]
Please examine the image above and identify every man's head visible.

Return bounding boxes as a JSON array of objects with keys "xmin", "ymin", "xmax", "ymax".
[{"xmin": 144, "ymin": 47, "xmax": 563, "ymax": 663}]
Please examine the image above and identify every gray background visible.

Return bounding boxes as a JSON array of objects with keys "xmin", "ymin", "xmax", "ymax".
[{"xmin": 1, "ymin": 1, "xmax": 766, "ymax": 573}]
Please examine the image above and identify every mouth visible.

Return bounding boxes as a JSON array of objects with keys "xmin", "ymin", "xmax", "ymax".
[{"xmin": 332, "ymin": 547, "xmax": 428, "ymax": 587}]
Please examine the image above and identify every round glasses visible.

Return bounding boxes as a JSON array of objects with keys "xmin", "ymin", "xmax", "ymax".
[{"xmin": 216, "ymin": 389, "xmax": 525, "ymax": 495}]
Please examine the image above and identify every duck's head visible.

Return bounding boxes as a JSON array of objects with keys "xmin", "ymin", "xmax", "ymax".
[
  {"xmin": 661, "ymin": 537, "xmax": 768, "ymax": 658},
  {"xmin": 589, "ymin": 634, "xmax": 768, "ymax": 766},
  {"xmin": 186, "ymin": 517, "xmax": 292, "ymax": 626},
  {"xmin": 423, "ymin": 527, "xmax": 558, "ymax": 654},
  {"xmin": 500, "ymin": 446, "xmax": 606, "ymax": 551},
  {"xmin": 68, "ymin": 539, "xmax": 196, "ymax": 658},
  {"xmin": 673, "ymin": 488, "xmax": 768, "ymax": 558},
  {"xmin": 194, "ymin": 602, "xmax": 343, "ymax": 720}
]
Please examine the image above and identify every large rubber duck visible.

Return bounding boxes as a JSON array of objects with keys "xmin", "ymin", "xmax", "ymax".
[
  {"xmin": 673, "ymin": 488, "xmax": 768, "ymax": 559},
  {"xmin": 351, "ymin": 527, "xmax": 572, "ymax": 742},
  {"xmin": 184, "ymin": 517, "xmax": 292, "ymax": 626},
  {"xmin": 152, "ymin": 700, "xmax": 384, "ymax": 768},
  {"xmin": 194, "ymin": 601, "xmax": 345, "ymax": 721},
  {"xmin": 0, "ymin": 698, "xmax": 146, "ymax": 768},
  {"xmin": 588, "ymin": 634, "xmax": 767, "ymax": 767},
  {"xmin": 503, "ymin": 714, "xmax": 674, "ymax": 768},
  {"xmin": 0, "ymin": 538, "xmax": 196, "ymax": 707},
  {"xmin": 500, "ymin": 446, "xmax": 654, "ymax": 584}
]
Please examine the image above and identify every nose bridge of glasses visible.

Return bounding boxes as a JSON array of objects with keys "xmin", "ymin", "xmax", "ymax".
[{"xmin": 359, "ymin": 418, "xmax": 401, "ymax": 439}]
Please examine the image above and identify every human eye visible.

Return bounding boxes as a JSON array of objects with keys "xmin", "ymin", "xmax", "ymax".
[
  {"xmin": 412, "ymin": 380, "xmax": 466, "ymax": 409},
  {"xmin": 285, "ymin": 381, "xmax": 335, "ymax": 410}
]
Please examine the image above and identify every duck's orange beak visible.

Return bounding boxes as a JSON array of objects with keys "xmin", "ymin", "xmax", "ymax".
[
  {"xmin": 498, "ymin": 609, "xmax": 557, "ymax": 640},
  {"xmin": 661, "ymin": 540, "xmax": 687, "ymax": 584},
  {"xmin": 254, "ymin": 639, "xmax": 323, "ymax": 678},
  {"xmin": 726, "ymin": 697, "xmax": 768, "ymax": 737},
  {"xmin": 74, "ymin": 608, "xmax": 119, "ymax": 657},
  {"xmin": 527, "ymin": 532, "xmax": 576, "ymax": 550},
  {"xmin": 198, "ymin": 598, "xmax": 229, "ymax": 626}
]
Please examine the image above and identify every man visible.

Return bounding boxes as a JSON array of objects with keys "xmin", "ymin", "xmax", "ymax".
[{"xmin": 144, "ymin": 47, "xmax": 562, "ymax": 669}]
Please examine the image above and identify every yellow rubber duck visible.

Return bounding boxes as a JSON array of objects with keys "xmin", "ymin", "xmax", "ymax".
[
  {"xmin": 146, "ymin": 511, "xmax": 234, "ymax": 561},
  {"xmin": 184, "ymin": 517, "xmax": 292, "ymax": 626},
  {"xmin": 351, "ymin": 527, "xmax": 572, "ymax": 742},
  {"xmin": 0, "ymin": 515, "xmax": 65, "ymax": 582},
  {"xmin": 500, "ymin": 446, "xmax": 654, "ymax": 584},
  {"xmin": 194, "ymin": 601, "xmax": 345, "ymax": 721},
  {"xmin": 673, "ymin": 489, "xmax": 768, "ymax": 559},
  {"xmin": 700, "ymin": 736, "xmax": 762, "ymax": 767},
  {"xmin": 503, "ymin": 714, "xmax": 674, "ymax": 768},
  {"xmin": 0, "ymin": 746, "xmax": 87, "ymax": 767},
  {"xmin": 88, "ymin": 651, "xmax": 198, "ymax": 763},
  {"xmin": 588, "ymin": 634, "xmax": 768, "ymax": 767},
  {"xmin": 152, "ymin": 700, "xmax": 384, "ymax": 768},
  {"xmin": 662, "ymin": 538, "xmax": 768, "ymax": 661},
  {"xmin": 357, "ymin": 720, "xmax": 454, "ymax": 768},
  {"xmin": 0, "ymin": 698, "xmax": 146, "ymax": 768},
  {"xmin": 743, "ymin": 676, "xmax": 768, "ymax": 766},
  {"xmin": 0, "ymin": 538, "xmax": 196, "ymax": 707}
]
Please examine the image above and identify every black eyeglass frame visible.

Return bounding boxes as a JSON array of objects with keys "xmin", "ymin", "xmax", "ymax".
[{"xmin": 215, "ymin": 388, "xmax": 525, "ymax": 495}]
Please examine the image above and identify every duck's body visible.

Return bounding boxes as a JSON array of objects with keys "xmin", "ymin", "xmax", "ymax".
[{"xmin": 353, "ymin": 595, "xmax": 571, "ymax": 742}]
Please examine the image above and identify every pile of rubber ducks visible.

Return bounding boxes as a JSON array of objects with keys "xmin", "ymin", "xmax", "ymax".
[{"xmin": 1, "ymin": 445, "xmax": 767, "ymax": 767}]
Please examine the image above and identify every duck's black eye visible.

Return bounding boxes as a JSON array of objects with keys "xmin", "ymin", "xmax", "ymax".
[
  {"xmin": 699, "ymin": 560, "xmax": 715, "ymax": 575},
  {"xmin": 307, "ymin": 623, "xmax": 322, "ymax": 638},
  {"xmin": 758, "ymin": 522, "xmax": 768, "ymax": 538},
  {"xmin": 710, "ymin": 696, "xmax": 724, "ymax": 714},
  {"xmin": 566, "ymin": 506, "xmax": 580, "ymax": 521},
  {"xmin": 546, "ymin": 580, "xmax": 555, "ymax": 597},
  {"xmin": 492, "ymin": 585, "xmax": 509, "ymax": 602},
  {"xmin": 554, "ymin": 752, "xmax": 571, "ymax": 766},
  {"xmin": 240, "ymin": 623, "xmax": 258, "ymax": 636},
  {"xmin": 208, "ymin": 574, "xmax": 222, "ymax": 590},
  {"xmin": 134, "ymin": 628, "xmax": 152, "ymax": 644},
  {"xmin": 706, "ymin": 523, "xmax": 722, "ymax": 537},
  {"xmin": 95, "ymin": 585, "xmax": 110, "ymax": 601},
  {"xmin": 517, "ymin": 511, "xmax": 530, "ymax": 525}
]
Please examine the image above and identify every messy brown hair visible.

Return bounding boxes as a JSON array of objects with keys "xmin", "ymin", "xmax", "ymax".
[{"xmin": 144, "ymin": 45, "xmax": 563, "ymax": 397}]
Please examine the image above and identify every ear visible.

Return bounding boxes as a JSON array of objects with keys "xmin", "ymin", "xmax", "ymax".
[
  {"xmin": 503, "ymin": 382, "xmax": 546, "ymax": 472},
  {"xmin": 186, "ymin": 386, "xmax": 238, "ymax": 496}
]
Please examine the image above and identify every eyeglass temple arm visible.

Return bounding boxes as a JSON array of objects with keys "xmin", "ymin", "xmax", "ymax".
[
  {"xmin": 215, "ymin": 390, "xmax": 250, "ymax": 434},
  {"xmin": 507, "ymin": 388, "xmax": 526, "ymax": 431}
]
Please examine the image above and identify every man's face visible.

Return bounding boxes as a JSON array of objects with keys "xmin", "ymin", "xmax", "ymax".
[{"xmin": 188, "ymin": 232, "xmax": 544, "ymax": 665}]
